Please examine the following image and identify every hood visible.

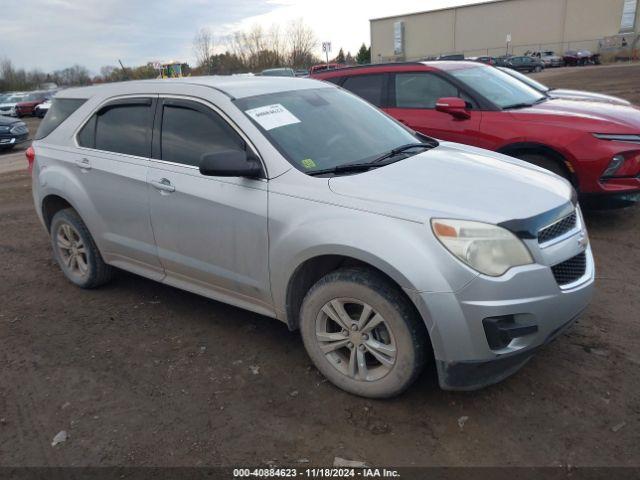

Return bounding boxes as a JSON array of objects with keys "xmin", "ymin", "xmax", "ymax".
[
  {"xmin": 328, "ymin": 142, "xmax": 574, "ymax": 225},
  {"xmin": 0, "ymin": 116, "xmax": 19, "ymax": 126},
  {"xmin": 549, "ymin": 89, "xmax": 631, "ymax": 106},
  {"xmin": 511, "ymin": 98, "xmax": 640, "ymax": 132}
]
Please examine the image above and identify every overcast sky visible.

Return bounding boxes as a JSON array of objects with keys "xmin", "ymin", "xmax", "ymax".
[{"xmin": 1, "ymin": 0, "xmax": 482, "ymax": 74}]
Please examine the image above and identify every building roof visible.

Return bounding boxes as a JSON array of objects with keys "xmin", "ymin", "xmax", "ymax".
[{"xmin": 370, "ymin": 0, "xmax": 515, "ymax": 22}]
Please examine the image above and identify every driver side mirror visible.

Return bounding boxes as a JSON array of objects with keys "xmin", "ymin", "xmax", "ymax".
[
  {"xmin": 435, "ymin": 97, "xmax": 471, "ymax": 120},
  {"xmin": 199, "ymin": 150, "xmax": 264, "ymax": 178}
]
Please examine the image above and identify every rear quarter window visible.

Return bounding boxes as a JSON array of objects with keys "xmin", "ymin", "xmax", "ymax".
[{"xmin": 35, "ymin": 98, "xmax": 86, "ymax": 140}]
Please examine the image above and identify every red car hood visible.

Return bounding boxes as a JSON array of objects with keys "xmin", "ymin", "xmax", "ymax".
[{"xmin": 511, "ymin": 98, "xmax": 640, "ymax": 133}]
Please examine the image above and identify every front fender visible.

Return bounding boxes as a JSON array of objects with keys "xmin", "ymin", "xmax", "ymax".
[{"xmin": 268, "ymin": 193, "xmax": 478, "ymax": 325}]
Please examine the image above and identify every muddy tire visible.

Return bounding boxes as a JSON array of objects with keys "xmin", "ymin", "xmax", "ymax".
[
  {"xmin": 299, "ymin": 268, "xmax": 428, "ymax": 398},
  {"xmin": 50, "ymin": 208, "xmax": 113, "ymax": 289}
]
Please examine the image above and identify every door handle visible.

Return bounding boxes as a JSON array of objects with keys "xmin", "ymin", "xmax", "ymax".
[
  {"xmin": 75, "ymin": 158, "xmax": 91, "ymax": 170},
  {"xmin": 150, "ymin": 178, "xmax": 175, "ymax": 193}
]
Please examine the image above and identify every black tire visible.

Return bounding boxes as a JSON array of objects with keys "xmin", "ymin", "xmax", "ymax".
[
  {"xmin": 0, "ymin": 145, "xmax": 15, "ymax": 153},
  {"xmin": 513, "ymin": 152, "xmax": 570, "ymax": 180},
  {"xmin": 50, "ymin": 208, "xmax": 113, "ymax": 289},
  {"xmin": 299, "ymin": 268, "xmax": 428, "ymax": 398},
  {"xmin": 534, "ymin": 65, "xmax": 542, "ymax": 73}
]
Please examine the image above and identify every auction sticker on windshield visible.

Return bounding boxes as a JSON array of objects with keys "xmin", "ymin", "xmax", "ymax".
[{"xmin": 245, "ymin": 104, "xmax": 301, "ymax": 130}]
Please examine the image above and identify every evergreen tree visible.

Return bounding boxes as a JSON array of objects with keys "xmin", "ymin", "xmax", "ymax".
[
  {"xmin": 335, "ymin": 48, "xmax": 346, "ymax": 64},
  {"xmin": 356, "ymin": 43, "xmax": 371, "ymax": 64}
]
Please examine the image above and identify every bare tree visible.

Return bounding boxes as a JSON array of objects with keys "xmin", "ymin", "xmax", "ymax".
[
  {"xmin": 287, "ymin": 19, "xmax": 317, "ymax": 68},
  {"xmin": 193, "ymin": 27, "xmax": 214, "ymax": 74}
]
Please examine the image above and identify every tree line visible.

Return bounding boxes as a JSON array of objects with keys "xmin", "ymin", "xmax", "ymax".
[
  {"xmin": 191, "ymin": 19, "xmax": 371, "ymax": 75},
  {"xmin": 1, "ymin": 19, "xmax": 372, "ymax": 91}
]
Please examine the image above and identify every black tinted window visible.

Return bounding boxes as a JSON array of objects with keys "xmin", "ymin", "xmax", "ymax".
[
  {"xmin": 395, "ymin": 73, "xmax": 459, "ymax": 109},
  {"xmin": 161, "ymin": 104, "xmax": 244, "ymax": 167},
  {"xmin": 35, "ymin": 98, "xmax": 86, "ymax": 140},
  {"xmin": 341, "ymin": 74, "xmax": 385, "ymax": 107},
  {"xmin": 77, "ymin": 116, "xmax": 96, "ymax": 148},
  {"xmin": 94, "ymin": 102, "xmax": 152, "ymax": 157}
]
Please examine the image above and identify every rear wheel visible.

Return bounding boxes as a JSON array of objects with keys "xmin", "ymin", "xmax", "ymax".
[
  {"xmin": 50, "ymin": 209, "xmax": 113, "ymax": 289},
  {"xmin": 299, "ymin": 268, "xmax": 428, "ymax": 398},
  {"xmin": 534, "ymin": 65, "xmax": 543, "ymax": 73}
]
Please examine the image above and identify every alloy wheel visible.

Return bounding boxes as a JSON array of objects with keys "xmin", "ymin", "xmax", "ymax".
[
  {"xmin": 315, "ymin": 298, "xmax": 397, "ymax": 382},
  {"xmin": 55, "ymin": 222, "xmax": 89, "ymax": 279}
]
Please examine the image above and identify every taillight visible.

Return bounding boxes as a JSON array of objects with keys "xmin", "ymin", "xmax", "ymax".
[{"xmin": 26, "ymin": 146, "xmax": 35, "ymax": 174}]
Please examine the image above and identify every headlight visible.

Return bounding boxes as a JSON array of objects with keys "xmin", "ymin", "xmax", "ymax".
[
  {"xmin": 431, "ymin": 219, "xmax": 533, "ymax": 276},
  {"xmin": 593, "ymin": 133, "xmax": 640, "ymax": 144}
]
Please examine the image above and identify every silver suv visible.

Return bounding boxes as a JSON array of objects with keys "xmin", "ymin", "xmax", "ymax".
[{"xmin": 30, "ymin": 77, "xmax": 594, "ymax": 398}]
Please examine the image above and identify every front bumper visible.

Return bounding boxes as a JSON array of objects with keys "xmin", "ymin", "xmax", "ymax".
[
  {"xmin": 0, "ymin": 133, "xmax": 28, "ymax": 147},
  {"xmin": 407, "ymin": 242, "xmax": 595, "ymax": 391}
]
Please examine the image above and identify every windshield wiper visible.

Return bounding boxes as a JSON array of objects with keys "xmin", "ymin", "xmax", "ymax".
[
  {"xmin": 307, "ymin": 141, "xmax": 438, "ymax": 177},
  {"xmin": 371, "ymin": 142, "xmax": 437, "ymax": 164},
  {"xmin": 502, "ymin": 102, "xmax": 533, "ymax": 110},
  {"xmin": 503, "ymin": 97, "xmax": 547, "ymax": 110}
]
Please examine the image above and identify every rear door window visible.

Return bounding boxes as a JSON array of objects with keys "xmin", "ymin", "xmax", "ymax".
[
  {"xmin": 341, "ymin": 74, "xmax": 386, "ymax": 107},
  {"xmin": 78, "ymin": 98, "xmax": 154, "ymax": 157},
  {"xmin": 35, "ymin": 98, "xmax": 86, "ymax": 140},
  {"xmin": 160, "ymin": 100, "xmax": 245, "ymax": 168}
]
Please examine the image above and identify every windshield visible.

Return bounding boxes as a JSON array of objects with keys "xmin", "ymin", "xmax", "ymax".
[
  {"xmin": 449, "ymin": 66, "xmax": 546, "ymax": 109},
  {"xmin": 235, "ymin": 88, "xmax": 420, "ymax": 174},
  {"xmin": 498, "ymin": 67, "xmax": 549, "ymax": 93}
]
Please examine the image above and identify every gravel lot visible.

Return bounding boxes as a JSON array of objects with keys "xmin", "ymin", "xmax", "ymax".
[{"xmin": 1, "ymin": 65, "xmax": 639, "ymax": 468}]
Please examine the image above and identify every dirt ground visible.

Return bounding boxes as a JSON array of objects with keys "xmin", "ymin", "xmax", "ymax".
[{"xmin": 1, "ymin": 65, "xmax": 639, "ymax": 468}]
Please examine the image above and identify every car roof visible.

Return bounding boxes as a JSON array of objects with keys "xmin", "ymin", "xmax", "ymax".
[
  {"xmin": 56, "ymin": 76, "xmax": 331, "ymax": 100},
  {"xmin": 312, "ymin": 60, "xmax": 486, "ymax": 78}
]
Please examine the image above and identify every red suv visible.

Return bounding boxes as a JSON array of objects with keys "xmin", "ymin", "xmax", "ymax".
[
  {"xmin": 312, "ymin": 62, "xmax": 640, "ymax": 207},
  {"xmin": 15, "ymin": 92, "xmax": 49, "ymax": 117}
]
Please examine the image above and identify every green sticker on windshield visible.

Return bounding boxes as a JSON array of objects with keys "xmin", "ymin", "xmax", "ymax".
[{"xmin": 301, "ymin": 158, "xmax": 317, "ymax": 169}]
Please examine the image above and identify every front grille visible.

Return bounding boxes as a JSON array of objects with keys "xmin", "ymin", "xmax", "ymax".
[
  {"xmin": 10, "ymin": 125, "xmax": 28, "ymax": 135},
  {"xmin": 552, "ymin": 252, "xmax": 587, "ymax": 286},
  {"xmin": 538, "ymin": 212, "xmax": 577, "ymax": 244}
]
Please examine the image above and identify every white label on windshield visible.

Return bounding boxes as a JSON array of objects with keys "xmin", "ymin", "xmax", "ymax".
[{"xmin": 245, "ymin": 104, "xmax": 300, "ymax": 131}]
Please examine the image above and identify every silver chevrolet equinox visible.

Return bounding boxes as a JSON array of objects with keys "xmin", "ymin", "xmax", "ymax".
[{"xmin": 30, "ymin": 77, "xmax": 595, "ymax": 398}]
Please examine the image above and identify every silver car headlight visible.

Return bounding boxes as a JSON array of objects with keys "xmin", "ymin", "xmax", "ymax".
[{"xmin": 431, "ymin": 219, "xmax": 533, "ymax": 277}]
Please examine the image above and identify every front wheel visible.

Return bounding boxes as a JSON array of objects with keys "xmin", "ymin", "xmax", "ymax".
[
  {"xmin": 513, "ymin": 152, "xmax": 571, "ymax": 182},
  {"xmin": 299, "ymin": 268, "xmax": 428, "ymax": 398}
]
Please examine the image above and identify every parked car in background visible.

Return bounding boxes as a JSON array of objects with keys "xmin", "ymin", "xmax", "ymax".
[
  {"xmin": 34, "ymin": 99, "xmax": 52, "ymax": 118},
  {"xmin": 15, "ymin": 91, "xmax": 51, "ymax": 117},
  {"xmin": 312, "ymin": 61, "xmax": 640, "ymax": 208},
  {"xmin": 436, "ymin": 53, "xmax": 465, "ymax": 61},
  {"xmin": 295, "ymin": 69, "xmax": 309, "ymax": 77},
  {"xmin": 527, "ymin": 50, "xmax": 564, "ymax": 67},
  {"xmin": 468, "ymin": 56, "xmax": 496, "ymax": 65},
  {"xmin": 29, "ymin": 77, "xmax": 594, "ymax": 397},
  {"xmin": 0, "ymin": 115, "xmax": 28, "ymax": 151},
  {"xmin": 498, "ymin": 67, "xmax": 631, "ymax": 105},
  {"xmin": 261, "ymin": 68, "xmax": 296, "ymax": 77},
  {"xmin": 503, "ymin": 56, "xmax": 545, "ymax": 73},
  {"xmin": 494, "ymin": 55, "xmax": 513, "ymax": 67},
  {"xmin": 563, "ymin": 50, "xmax": 601, "ymax": 66},
  {"xmin": 309, "ymin": 63, "xmax": 345, "ymax": 74},
  {"xmin": 0, "ymin": 93, "xmax": 27, "ymax": 117}
]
